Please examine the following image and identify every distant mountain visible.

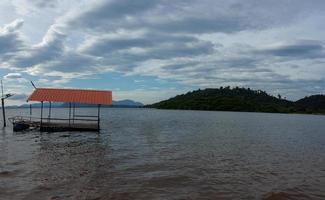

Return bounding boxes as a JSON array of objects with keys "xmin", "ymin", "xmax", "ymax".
[
  {"xmin": 148, "ymin": 87, "xmax": 325, "ymax": 114},
  {"xmin": 61, "ymin": 99, "xmax": 144, "ymax": 108},
  {"xmin": 112, "ymin": 99, "xmax": 143, "ymax": 107},
  {"xmin": 17, "ymin": 102, "xmax": 63, "ymax": 108},
  {"xmin": 7, "ymin": 99, "xmax": 143, "ymax": 108}
]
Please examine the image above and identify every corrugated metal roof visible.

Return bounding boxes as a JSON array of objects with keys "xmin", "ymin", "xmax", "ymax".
[{"xmin": 28, "ymin": 88, "xmax": 112, "ymax": 105}]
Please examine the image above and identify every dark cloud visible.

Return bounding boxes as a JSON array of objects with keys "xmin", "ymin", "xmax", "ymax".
[
  {"xmin": 67, "ymin": 0, "xmax": 325, "ymax": 35},
  {"xmin": 12, "ymin": 28, "xmax": 66, "ymax": 68},
  {"xmin": 257, "ymin": 41, "xmax": 325, "ymax": 59},
  {"xmin": 84, "ymin": 33, "xmax": 207, "ymax": 55},
  {"xmin": 38, "ymin": 52, "xmax": 98, "ymax": 74},
  {"xmin": 82, "ymin": 33, "xmax": 205, "ymax": 55},
  {"xmin": 214, "ymin": 57, "xmax": 259, "ymax": 69},
  {"xmin": 147, "ymin": 41, "xmax": 214, "ymax": 59},
  {"xmin": 83, "ymin": 37, "xmax": 153, "ymax": 55},
  {"xmin": 149, "ymin": 17, "xmax": 250, "ymax": 34},
  {"xmin": 82, "ymin": 33, "xmax": 215, "ymax": 69},
  {"xmin": 61, "ymin": 0, "xmax": 325, "ymax": 92},
  {"xmin": 0, "ymin": 32, "xmax": 23, "ymax": 57},
  {"xmin": 95, "ymin": 42, "xmax": 214, "ymax": 72},
  {"xmin": 5, "ymin": 25, "xmax": 98, "ymax": 77},
  {"xmin": 0, "ymin": 20, "xmax": 25, "ymax": 61},
  {"xmin": 31, "ymin": 0, "xmax": 58, "ymax": 8},
  {"xmin": 69, "ymin": 0, "xmax": 160, "ymax": 30},
  {"xmin": 162, "ymin": 62, "xmax": 201, "ymax": 71},
  {"xmin": 29, "ymin": 0, "xmax": 58, "ymax": 8}
]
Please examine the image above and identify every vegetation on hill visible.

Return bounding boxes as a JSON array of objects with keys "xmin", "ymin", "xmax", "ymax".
[
  {"xmin": 148, "ymin": 87, "xmax": 325, "ymax": 114},
  {"xmin": 295, "ymin": 95, "xmax": 325, "ymax": 114}
]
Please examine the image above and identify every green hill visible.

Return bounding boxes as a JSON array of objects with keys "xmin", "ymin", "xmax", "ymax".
[
  {"xmin": 295, "ymin": 95, "xmax": 325, "ymax": 113},
  {"xmin": 148, "ymin": 87, "xmax": 325, "ymax": 114}
]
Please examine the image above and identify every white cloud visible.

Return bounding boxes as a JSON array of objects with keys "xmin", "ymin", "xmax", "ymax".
[
  {"xmin": 11, "ymin": 0, "xmax": 59, "ymax": 15},
  {"xmin": 4, "ymin": 72, "xmax": 22, "ymax": 79}
]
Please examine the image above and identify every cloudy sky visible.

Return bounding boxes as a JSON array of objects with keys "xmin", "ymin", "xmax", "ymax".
[{"xmin": 1, "ymin": 0, "xmax": 325, "ymax": 105}]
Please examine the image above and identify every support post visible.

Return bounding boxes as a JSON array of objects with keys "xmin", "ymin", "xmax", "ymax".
[
  {"xmin": 40, "ymin": 101, "xmax": 43, "ymax": 131},
  {"xmin": 48, "ymin": 101, "xmax": 52, "ymax": 122},
  {"xmin": 30, "ymin": 104, "xmax": 32, "ymax": 121},
  {"xmin": 72, "ymin": 103, "xmax": 75, "ymax": 124},
  {"xmin": 68, "ymin": 102, "xmax": 71, "ymax": 128},
  {"xmin": 97, "ymin": 104, "xmax": 101, "ymax": 131},
  {"xmin": 2, "ymin": 98, "xmax": 6, "ymax": 127}
]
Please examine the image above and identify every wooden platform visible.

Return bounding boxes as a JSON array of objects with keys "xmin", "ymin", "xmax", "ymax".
[
  {"xmin": 9, "ymin": 116, "xmax": 100, "ymax": 132},
  {"xmin": 40, "ymin": 122, "xmax": 99, "ymax": 132}
]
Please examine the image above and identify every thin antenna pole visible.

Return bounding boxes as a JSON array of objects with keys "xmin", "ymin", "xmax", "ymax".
[{"xmin": 30, "ymin": 81, "xmax": 37, "ymax": 89}]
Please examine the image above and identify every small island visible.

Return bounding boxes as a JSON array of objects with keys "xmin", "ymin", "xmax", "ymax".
[{"xmin": 148, "ymin": 87, "xmax": 325, "ymax": 114}]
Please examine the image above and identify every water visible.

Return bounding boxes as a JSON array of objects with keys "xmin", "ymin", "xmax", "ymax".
[{"xmin": 1, "ymin": 108, "xmax": 325, "ymax": 200}]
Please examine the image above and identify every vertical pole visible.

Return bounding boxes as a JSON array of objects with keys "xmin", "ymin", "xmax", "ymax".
[
  {"xmin": 1, "ymin": 80, "xmax": 5, "ymax": 128},
  {"xmin": 48, "ymin": 101, "xmax": 52, "ymax": 122},
  {"xmin": 30, "ymin": 104, "xmax": 32, "ymax": 121},
  {"xmin": 68, "ymin": 102, "xmax": 71, "ymax": 128},
  {"xmin": 72, "ymin": 103, "xmax": 75, "ymax": 124},
  {"xmin": 40, "ymin": 101, "xmax": 43, "ymax": 131},
  {"xmin": 97, "ymin": 104, "xmax": 101, "ymax": 131},
  {"xmin": 2, "ymin": 98, "xmax": 6, "ymax": 127}
]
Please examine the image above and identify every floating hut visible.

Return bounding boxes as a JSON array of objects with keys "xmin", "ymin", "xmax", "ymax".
[{"xmin": 10, "ymin": 88, "xmax": 112, "ymax": 132}]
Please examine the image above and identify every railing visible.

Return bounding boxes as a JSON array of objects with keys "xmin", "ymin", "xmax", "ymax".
[
  {"xmin": 8, "ymin": 115, "xmax": 99, "ymax": 125},
  {"xmin": 9, "ymin": 103, "xmax": 102, "ymax": 132}
]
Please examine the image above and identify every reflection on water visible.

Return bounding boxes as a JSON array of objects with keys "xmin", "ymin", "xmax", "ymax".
[{"xmin": 1, "ymin": 108, "xmax": 325, "ymax": 199}]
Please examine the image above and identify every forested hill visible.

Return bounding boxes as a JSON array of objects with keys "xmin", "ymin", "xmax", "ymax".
[
  {"xmin": 295, "ymin": 95, "xmax": 325, "ymax": 113},
  {"xmin": 148, "ymin": 87, "xmax": 325, "ymax": 114}
]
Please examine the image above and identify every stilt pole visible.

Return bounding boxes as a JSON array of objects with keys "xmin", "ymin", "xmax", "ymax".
[
  {"xmin": 1, "ymin": 80, "xmax": 5, "ymax": 127},
  {"xmin": 72, "ymin": 103, "xmax": 75, "ymax": 124},
  {"xmin": 30, "ymin": 104, "xmax": 32, "ymax": 121},
  {"xmin": 40, "ymin": 101, "xmax": 43, "ymax": 131},
  {"xmin": 2, "ymin": 98, "xmax": 6, "ymax": 127},
  {"xmin": 48, "ymin": 101, "xmax": 52, "ymax": 122},
  {"xmin": 69, "ymin": 103, "xmax": 71, "ymax": 128},
  {"xmin": 97, "ymin": 104, "xmax": 101, "ymax": 131}
]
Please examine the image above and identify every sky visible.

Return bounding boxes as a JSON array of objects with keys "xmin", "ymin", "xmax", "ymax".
[{"xmin": 0, "ymin": 0, "xmax": 325, "ymax": 105}]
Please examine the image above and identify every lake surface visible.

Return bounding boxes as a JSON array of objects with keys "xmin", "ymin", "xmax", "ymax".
[{"xmin": 1, "ymin": 108, "xmax": 325, "ymax": 200}]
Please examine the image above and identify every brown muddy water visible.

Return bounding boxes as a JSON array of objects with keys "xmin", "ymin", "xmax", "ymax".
[{"xmin": 1, "ymin": 108, "xmax": 325, "ymax": 200}]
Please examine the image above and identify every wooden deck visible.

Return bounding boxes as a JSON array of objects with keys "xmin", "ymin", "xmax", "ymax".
[{"xmin": 40, "ymin": 122, "xmax": 99, "ymax": 132}]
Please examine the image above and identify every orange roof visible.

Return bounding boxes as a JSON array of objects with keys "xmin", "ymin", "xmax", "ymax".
[{"xmin": 28, "ymin": 88, "xmax": 112, "ymax": 105}]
